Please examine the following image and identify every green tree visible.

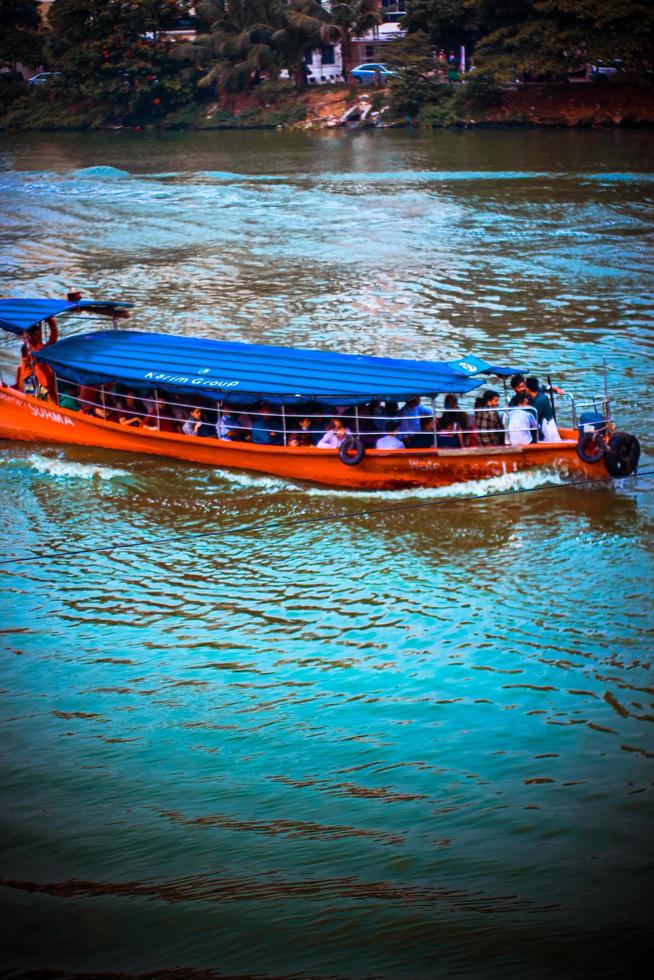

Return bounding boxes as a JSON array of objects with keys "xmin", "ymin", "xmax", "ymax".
[
  {"xmin": 401, "ymin": 0, "xmax": 473, "ymax": 51},
  {"xmin": 329, "ymin": 1, "xmax": 381, "ymax": 81},
  {"xmin": 0, "ymin": 0, "xmax": 43, "ymax": 71},
  {"xmin": 387, "ymin": 32, "xmax": 446, "ymax": 116},
  {"xmin": 47, "ymin": 1, "xmax": 196, "ymax": 121},
  {"xmin": 183, "ymin": 0, "xmax": 335, "ymax": 94},
  {"xmin": 281, "ymin": 0, "xmax": 335, "ymax": 89},
  {"xmin": 467, "ymin": 0, "xmax": 654, "ymax": 80},
  {"xmin": 182, "ymin": 0, "xmax": 280, "ymax": 94}
]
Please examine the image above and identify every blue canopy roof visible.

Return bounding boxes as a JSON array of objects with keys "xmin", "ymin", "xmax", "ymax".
[
  {"xmin": 0, "ymin": 298, "xmax": 132, "ymax": 335},
  {"xmin": 35, "ymin": 330, "xmax": 511, "ymax": 403}
]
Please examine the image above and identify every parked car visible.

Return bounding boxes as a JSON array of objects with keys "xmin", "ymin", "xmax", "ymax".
[
  {"xmin": 350, "ymin": 63, "xmax": 398, "ymax": 84},
  {"xmin": 27, "ymin": 72, "xmax": 62, "ymax": 87},
  {"xmin": 591, "ymin": 60, "xmax": 624, "ymax": 81}
]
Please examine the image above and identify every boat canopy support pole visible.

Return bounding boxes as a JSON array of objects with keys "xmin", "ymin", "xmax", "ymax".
[
  {"xmin": 602, "ymin": 355, "xmax": 611, "ymax": 424},
  {"xmin": 281, "ymin": 404, "xmax": 287, "ymax": 446},
  {"xmin": 431, "ymin": 397, "xmax": 437, "ymax": 447}
]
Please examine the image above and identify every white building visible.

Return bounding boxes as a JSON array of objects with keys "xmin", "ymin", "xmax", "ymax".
[{"xmin": 305, "ymin": 2, "xmax": 406, "ymax": 84}]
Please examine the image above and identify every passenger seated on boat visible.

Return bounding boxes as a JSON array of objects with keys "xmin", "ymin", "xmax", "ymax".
[
  {"xmin": 476, "ymin": 390, "xmax": 505, "ymax": 447},
  {"xmin": 466, "ymin": 397, "xmax": 485, "ymax": 448},
  {"xmin": 436, "ymin": 419, "xmax": 463, "ymax": 448},
  {"xmin": 366, "ymin": 399, "xmax": 387, "ymax": 432},
  {"xmin": 141, "ymin": 395, "xmax": 178, "ymax": 433},
  {"xmin": 409, "ymin": 415, "xmax": 436, "ymax": 448},
  {"xmin": 317, "ymin": 417, "xmax": 351, "ymax": 448},
  {"xmin": 437, "ymin": 395, "xmax": 467, "ymax": 447},
  {"xmin": 58, "ymin": 384, "xmax": 79, "ymax": 412},
  {"xmin": 525, "ymin": 376, "xmax": 561, "ymax": 442},
  {"xmin": 116, "ymin": 391, "xmax": 145, "ymax": 427},
  {"xmin": 78, "ymin": 384, "xmax": 110, "ymax": 419},
  {"xmin": 290, "ymin": 416, "xmax": 317, "ymax": 447},
  {"xmin": 358, "ymin": 400, "xmax": 384, "ymax": 448},
  {"xmin": 252, "ymin": 402, "xmax": 283, "ymax": 445},
  {"xmin": 398, "ymin": 396, "xmax": 431, "ymax": 439},
  {"xmin": 376, "ymin": 421, "xmax": 405, "ymax": 449},
  {"xmin": 236, "ymin": 411, "xmax": 253, "ymax": 434},
  {"xmin": 507, "ymin": 393, "xmax": 538, "ymax": 446},
  {"xmin": 230, "ymin": 424, "xmax": 252, "ymax": 443},
  {"xmin": 216, "ymin": 411, "xmax": 236, "ymax": 440},
  {"xmin": 182, "ymin": 406, "xmax": 203, "ymax": 436}
]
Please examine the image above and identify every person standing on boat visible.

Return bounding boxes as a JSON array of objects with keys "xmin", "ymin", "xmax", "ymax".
[
  {"xmin": 509, "ymin": 373, "xmax": 564, "ymax": 406},
  {"xmin": 398, "ymin": 396, "xmax": 431, "ymax": 440},
  {"xmin": 525, "ymin": 376, "xmax": 561, "ymax": 442},
  {"xmin": 15, "ymin": 316, "xmax": 59, "ymax": 399},
  {"xmin": 507, "ymin": 393, "xmax": 538, "ymax": 446}
]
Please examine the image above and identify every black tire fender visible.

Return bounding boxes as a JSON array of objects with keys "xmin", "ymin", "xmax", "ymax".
[
  {"xmin": 604, "ymin": 431, "xmax": 641, "ymax": 478},
  {"xmin": 576, "ymin": 430, "xmax": 606, "ymax": 464},
  {"xmin": 338, "ymin": 435, "xmax": 365, "ymax": 466}
]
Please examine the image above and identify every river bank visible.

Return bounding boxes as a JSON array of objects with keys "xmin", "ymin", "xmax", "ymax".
[{"xmin": 2, "ymin": 80, "xmax": 654, "ymax": 132}]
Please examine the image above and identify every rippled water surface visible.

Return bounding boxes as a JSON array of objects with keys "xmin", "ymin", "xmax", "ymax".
[{"xmin": 0, "ymin": 130, "xmax": 653, "ymax": 979}]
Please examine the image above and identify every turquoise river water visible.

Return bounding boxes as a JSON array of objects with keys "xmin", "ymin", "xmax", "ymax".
[{"xmin": 0, "ymin": 129, "xmax": 653, "ymax": 979}]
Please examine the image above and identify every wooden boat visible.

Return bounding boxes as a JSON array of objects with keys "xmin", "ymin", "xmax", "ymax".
[{"xmin": 0, "ymin": 297, "xmax": 640, "ymax": 490}]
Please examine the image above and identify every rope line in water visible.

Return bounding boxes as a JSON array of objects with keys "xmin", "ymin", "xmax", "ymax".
[{"xmin": 1, "ymin": 468, "xmax": 652, "ymax": 568}]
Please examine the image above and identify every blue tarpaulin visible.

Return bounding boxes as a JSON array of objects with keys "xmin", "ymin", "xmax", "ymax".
[
  {"xmin": 35, "ymin": 329, "xmax": 514, "ymax": 403},
  {"xmin": 0, "ymin": 298, "xmax": 132, "ymax": 335}
]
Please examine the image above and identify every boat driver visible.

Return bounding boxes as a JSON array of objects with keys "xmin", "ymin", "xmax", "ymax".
[{"xmin": 15, "ymin": 316, "xmax": 59, "ymax": 399}]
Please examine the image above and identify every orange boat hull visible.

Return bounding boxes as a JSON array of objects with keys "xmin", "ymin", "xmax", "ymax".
[{"xmin": 0, "ymin": 385, "xmax": 603, "ymax": 489}]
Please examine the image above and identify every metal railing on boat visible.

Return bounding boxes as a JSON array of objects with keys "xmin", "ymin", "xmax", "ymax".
[{"xmin": 47, "ymin": 376, "xmax": 601, "ymax": 449}]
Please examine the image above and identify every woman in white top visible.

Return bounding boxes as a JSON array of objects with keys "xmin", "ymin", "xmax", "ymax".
[
  {"xmin": 507, "ymin": 394, "xmax": 538, "ymax": 446},
  {"xmin": 317, "ymin": 417, "xmax": 351, "ymax": 448},
  {"xmin": 376, "ymin": 421, "xmax": 405, "ymax": 449}
]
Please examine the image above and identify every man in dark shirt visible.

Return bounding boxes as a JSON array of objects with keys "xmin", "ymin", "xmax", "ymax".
[
  {"xmin": 509, "ymin": 372, "xmax": 564, "ymax": 407},
  {"xmin": 410, "ymin": 415, "xmax": 436, "ymax": 448},
  {"xmin": 508, "ymin": 374, "xmax": 527, "ymax": 406},
  {"xmin": 526, "ymin": 376, "xmax": 557, "ymax": 440},
  {"xmin": 252, "ymin": 402, "xmax": 284, "ymax": 445}
]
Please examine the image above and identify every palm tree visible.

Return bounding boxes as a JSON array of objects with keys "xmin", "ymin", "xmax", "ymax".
[
  {"xmin": 328, "ymin": 1, "xmax": 381, "ymax": 82},
  {"xmin": 193, "ymin": 0, "xmax": 279, "ymax": 93},
  {"xmin": 178, "ymin": 0, "xmax": 339, "ymax": 93},
  {"xmin": 277, "ymin": 0, "xmax": 336, "ymax": 90}
]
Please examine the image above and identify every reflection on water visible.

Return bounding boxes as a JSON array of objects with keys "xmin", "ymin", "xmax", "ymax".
[{"xmin": 0, "ymin": 129, "xmax": 653, "ymax": 979}]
